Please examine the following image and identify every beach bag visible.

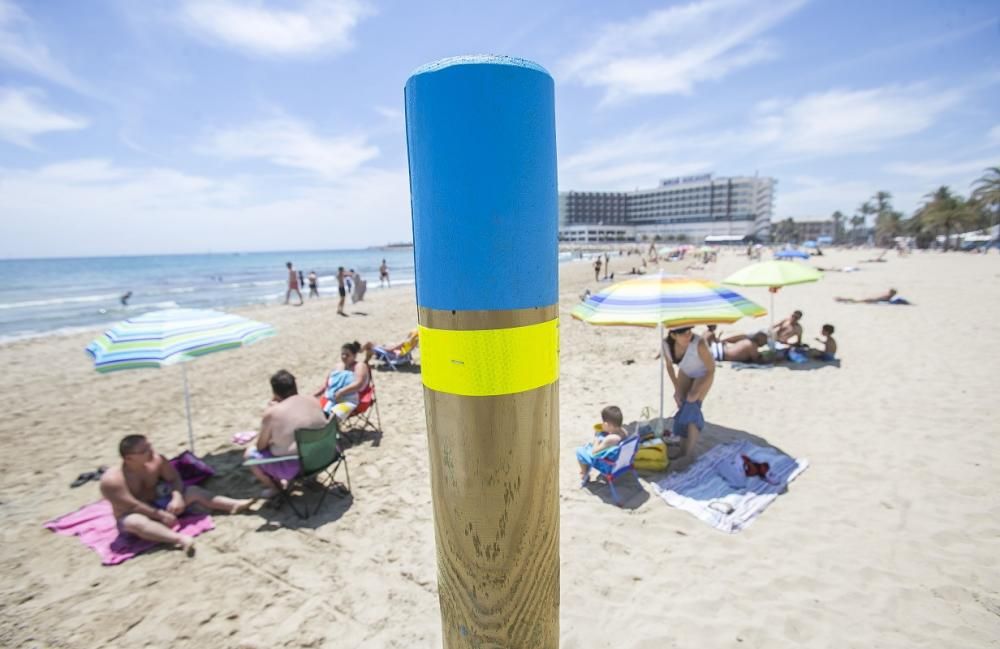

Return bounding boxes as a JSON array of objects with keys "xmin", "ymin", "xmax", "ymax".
[{"xmin": 634, "ymin": 438, "xmax": 669, "ymax": 472}]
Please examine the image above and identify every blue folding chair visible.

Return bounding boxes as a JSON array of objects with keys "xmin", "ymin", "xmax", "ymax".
[{"xmin": 589, "ymin": 435, "xmax": 640, "ymax": 506}]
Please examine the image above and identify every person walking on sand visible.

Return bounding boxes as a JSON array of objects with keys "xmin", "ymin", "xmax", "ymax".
[
  {"xmin": 307, "ymin": 271, "xmax": 319, "ymax": 298},
  {"xmin": 101, "ymin": 435, "xmax": 251, "ymax": 557},
  {"xmin": 379, "ymin": 259, "xmax": 390, "ymax": 288},
  {"xmin": 662, "ymin": 326, "xmax": 715, "ymax": 460},
  {"xmin": 285, "ymin": 262, "xmax": 303, "ymax": 306},
  {"xmin": 593, "ymin": 257, "xmax": 602, "ymax": 281},
  {"xmin": 336, "ymin": 267, "xmax": 348, "ymax": 316}
]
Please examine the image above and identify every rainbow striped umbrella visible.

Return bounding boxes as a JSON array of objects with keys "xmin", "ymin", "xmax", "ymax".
[
  {"xmin": 572, "ymin": 274, "xmax": 764, "ymax": 432},
  {"xmin": 86, "ymin": 309, "xmax": 275, "ymax": 452},
  {"xmin": 571, "ymin": 274, "xmax": 765, "ymax": 327}
]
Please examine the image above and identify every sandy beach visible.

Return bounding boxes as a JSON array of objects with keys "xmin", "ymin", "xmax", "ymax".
[{"xmin": 1, "ymin": 249, "xmax": 999, "ymax": 648}]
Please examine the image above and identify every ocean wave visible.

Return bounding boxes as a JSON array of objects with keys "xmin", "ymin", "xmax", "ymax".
[
  {"xmin": 0, "ymin": 293, "xmax": 121, "ymax": 310},
  {"xmin": 167, "ymin": 287, "xmax": 196, "ymax": 294}
]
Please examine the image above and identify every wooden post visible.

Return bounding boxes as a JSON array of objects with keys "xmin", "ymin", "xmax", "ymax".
[{"xmin": 405, "ymin": 55, "xmax": 560, "ymax": 648}]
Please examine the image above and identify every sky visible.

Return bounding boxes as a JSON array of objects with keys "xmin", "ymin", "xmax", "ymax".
[{"xmin": 0, "ymin": 0, "xmax": 998, "ymax": 257}]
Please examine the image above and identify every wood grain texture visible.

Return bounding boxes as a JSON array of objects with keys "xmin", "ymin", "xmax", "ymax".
[
  {"xmin": 423, "ymin": 382, "xmax": 559, "ymax": 648},
  {"xmin": 419, "ymin": 305, "xmax": 558, "ymax": 331}
]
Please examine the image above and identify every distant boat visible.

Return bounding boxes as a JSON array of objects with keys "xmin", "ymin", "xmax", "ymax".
[{"xmin": 383, "ymin": 241, "xmax": 414, "ymax": 249}]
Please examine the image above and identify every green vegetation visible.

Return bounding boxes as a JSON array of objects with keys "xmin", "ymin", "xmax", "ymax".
[{"xmin": 826, "ymin": 166, "xmax": 999, "ymax": 249}]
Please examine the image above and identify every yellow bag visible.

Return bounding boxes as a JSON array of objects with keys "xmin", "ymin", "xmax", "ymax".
[{"xmin": 634, "ymin": 438, "xmax": 669, "ymax": 472}]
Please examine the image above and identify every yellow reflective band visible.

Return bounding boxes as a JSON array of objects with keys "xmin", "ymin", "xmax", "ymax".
[{"xmin": 419, "ymin": 319, "xmax": 559, "ymax": 397}]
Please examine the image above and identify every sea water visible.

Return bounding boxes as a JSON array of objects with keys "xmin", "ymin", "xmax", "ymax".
[{"xmin": 0, "ymin": 249, "xmax": 415, "ymax": 342}]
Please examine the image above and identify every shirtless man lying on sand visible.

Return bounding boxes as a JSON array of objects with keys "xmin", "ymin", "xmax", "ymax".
[{"xmin": 100, "ymin": 435, "xmax": 251, "ymax": 556}]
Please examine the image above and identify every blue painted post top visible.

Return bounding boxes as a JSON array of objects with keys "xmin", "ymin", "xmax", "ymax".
[{"xmin": 405, "ymin": 55, "xmax": 558, "ymax": 312}]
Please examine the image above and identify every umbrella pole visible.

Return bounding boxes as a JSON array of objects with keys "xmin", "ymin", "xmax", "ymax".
[
  {"xmin": 182, "ymin": 363, "xmax": 195, "ymax": 454},
  {"xmin": 658, "ymin": 321, "xmax": 664, "ymax": 436},
  {"xmin": 769, "ymin": 290, "xmax": 776, "ymax": 354}
]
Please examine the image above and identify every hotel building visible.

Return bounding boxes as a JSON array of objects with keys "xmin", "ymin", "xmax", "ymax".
[{"xmin": 559, "ymin": 173, "xmax": 775, "ymax": 243}]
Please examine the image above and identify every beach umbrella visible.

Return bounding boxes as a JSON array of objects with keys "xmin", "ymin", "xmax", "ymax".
[
  {"xmin": 86, "ymin": 308, "xmax": 275, "ymax": 453},
  {"xmin": 775, "ymin": 248, "xmax": 810, "ymax": 260},
  {"xmin": 572, "ymin": 273, "xmax": 765, "ymax": 430},
  {"xmin": 722, "ymin": 260, "xmax": 822, "ymax": 350}
]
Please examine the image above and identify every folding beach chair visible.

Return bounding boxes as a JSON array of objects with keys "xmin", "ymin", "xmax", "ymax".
[
  {"xmin": 371, "ymin": 335, "xmax": 419, "ymax": 371},
  {"xmin": 243, "ymin": 417, "xmax": 351, "ymax": 519},
  {"xmin": 589, "ymin": 435, "xmax": 640, "ymax": 507},
  {"xmin": 342, "ymin": 367, "xmax": 382, "ymax": 444}
]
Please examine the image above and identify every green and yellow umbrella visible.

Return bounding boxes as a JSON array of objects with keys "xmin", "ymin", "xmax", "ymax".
[{"xmin": 723, "ymin": 260, "xmax": 823, "ymax": 348}]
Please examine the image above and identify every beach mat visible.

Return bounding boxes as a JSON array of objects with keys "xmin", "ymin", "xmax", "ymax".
[
  {"xmin": 650, "ymin": 441, "xmax": 808, "ymax": 533},
  {"xmin": 44, "ymin": 500, "xmax": 214, "ymax": 565}
]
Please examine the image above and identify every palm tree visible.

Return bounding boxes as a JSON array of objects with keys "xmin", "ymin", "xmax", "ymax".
[
  {"xmin": 971, "ymin": 166, "xmax": 1000, "ymax": 240},
  {"xmin": 855, "ymin": 201, "xmax": 875, "ymax": 244},
  {"xmin": 849, "ymin": 212, "xmax": 865, "ymax": 245},
  {"xmin": 971, "ymin": 166, "xmax": 1000, "ymax": 208},
  {"xmin": 914, "ymin": 186, "xmax": 973, "ymax": 251},
  {"xmin": 875, "ymin": 210, "xmax": 903, "ymax": 246},
  {"xmin": 830, "ymin": 210, "xmax": 846, "ymax": 244}
]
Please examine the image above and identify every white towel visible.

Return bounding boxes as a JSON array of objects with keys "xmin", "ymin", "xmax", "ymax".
[{"xmin": 650, "ymin": 441, "xmax": 808, "ymax": 533}]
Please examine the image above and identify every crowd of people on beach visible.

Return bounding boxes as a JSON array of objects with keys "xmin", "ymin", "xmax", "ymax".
[
  {"xmin": 284, "ymin": 260, "xmax": 388, "ymax": 313},
  {"xmin": 98, "ymin": 327, "xmax": 423, "ymax": 556}
]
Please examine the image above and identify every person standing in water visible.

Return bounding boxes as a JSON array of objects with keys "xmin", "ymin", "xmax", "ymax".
[
  {"xmin": 336, "ymin": 267, "xmax": 347, "ymax": 316},
  {"xmin": 379, "ymin": 259, "xmax": 390, "ymax": 288},
  {"xmin": 285, "ymin": 262, "xmax": 303, "ymax": 306}
]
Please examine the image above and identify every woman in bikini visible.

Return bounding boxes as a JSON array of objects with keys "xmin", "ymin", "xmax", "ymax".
[{"xmin": 662, "ymin": 326, "xmax": 715, "ymax": 459}]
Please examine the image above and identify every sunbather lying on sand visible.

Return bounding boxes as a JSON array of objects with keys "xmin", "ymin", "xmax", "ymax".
[
  {"xmin": 364, "ymin": 329, "xmax": 419, "ymax": 365},
  {"xmin": 836, "ymin": 288, "xmax": 909, "ymax": 304},
  {"xmin": 709, "ymin": 338, "xmax": 765, "ymax": 363},
  {"xmin": 102, "ymin": 435, "xmax": 250, "ymax": 556}
]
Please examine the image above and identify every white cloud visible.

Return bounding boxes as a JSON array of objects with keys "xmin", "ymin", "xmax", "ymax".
[
  {"xmin": 0, "ymin": 0, "xmax": 87, "ymax": 92},
  {"xmin": 752, "ymin": 84, "xmax": 962, "ymax": 156},
  {"xmin": 178, "ymin": 0, "xmax": 371, "ymax": 57},
  {"xmin": 0, "ymin": 87, "xmax": 88, "ymax": 147},
  {"xmin": 561, "ymin": 0, "xmax": 806, "ymax": 102},
  {"xmin": 884, "ymin": 157, "xmax": 1000, "ymax": 179},
  {"xmin": 989, "ymin": 124, "xmax": 1000, "ymax": 143},
  {"xmin": 200, "ymin": 117, "xmax": 379, "ymax": 178},
  {"xmin": 0, "ymin": 160, "xmax": 411, "ymax": 257}
]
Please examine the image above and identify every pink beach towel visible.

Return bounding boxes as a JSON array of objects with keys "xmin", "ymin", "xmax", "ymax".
[
  {"xmin": 43, "ymin": 453, "xmax": 218, "ymax": 565},
  {"xmin": 44, "ymin": 500, "xmax": 215, "ymax": 565}
]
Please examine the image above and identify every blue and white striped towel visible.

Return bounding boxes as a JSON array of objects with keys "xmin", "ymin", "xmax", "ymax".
[{"xmin": 650, "ymin": 440, "xmax": 808, "ymax": 533}]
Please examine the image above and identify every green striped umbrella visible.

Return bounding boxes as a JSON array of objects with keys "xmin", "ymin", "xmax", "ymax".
[{"xmin": 86, "ymin": 309, "xmax": 275, "ymax": 453}]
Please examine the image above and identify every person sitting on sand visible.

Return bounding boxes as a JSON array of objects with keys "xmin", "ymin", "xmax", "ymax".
[
  {"xmin": 577, "ymin": 405, "xmax": 627, "ymax": 486},
  {"xmin": 101, "ymin": 435, "xmax": 251, "ymax": 556},
  {"xmin": 364, "ymin": 330, "xmax": 419, "ymax": 366},
  {"xmin": 836, "ymin": 288, "xmax": 908, "ymax": 304},
  {"xmin": 772, "ymin": 310, "xmax": 803, "ymax": 345},
  {"xmin": 810, "ymin": 324, "xmax": 837, "ymax": 361},
  {"xmin": 663, "ymin": 326, "xmax": 714, "ymax": 459},
  {"xmin": 314, "ymin": 341, "xmax": 371, "ymax": 421},
  {"xmin": 245, "ymin": 370, "xmax": 327, "ymax": 498}
]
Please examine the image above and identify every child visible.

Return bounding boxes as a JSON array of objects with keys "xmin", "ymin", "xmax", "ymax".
[
  {"xmin": 811, "ymin": 324, "xmax": 837, "ymax": 361},
  {"xmin": 577, "ymin": 405, "xmax": 626, "ymax": 486}
]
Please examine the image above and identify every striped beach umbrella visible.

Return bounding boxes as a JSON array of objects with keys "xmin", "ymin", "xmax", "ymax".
[
  {"xmin": 86, "ymin": 308, "xmax": 275, "ymax": 453},
  {"xmin": 571, "ymin": 274, "xmax": 765, "ymax": 328},
  {"xmin": 572, "ymin": 274, "xmax": 765, "ymax": 431}
]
